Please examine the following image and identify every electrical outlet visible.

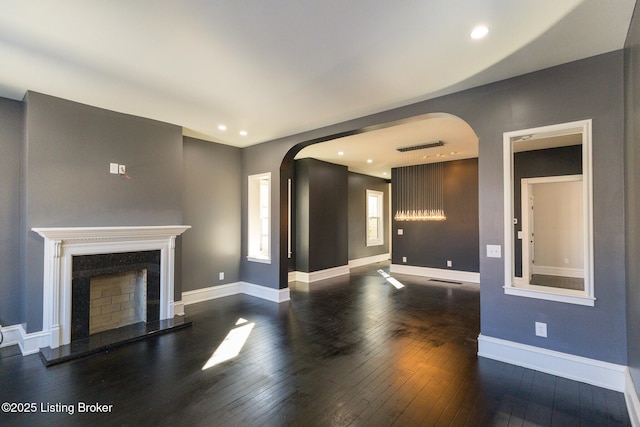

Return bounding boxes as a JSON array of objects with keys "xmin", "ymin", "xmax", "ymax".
[
  {"xmin": 564, "ymin": 258, "xmax": 569, "ymax": 265},
  {"xmin": 535, "ymin": 322, "xmax": 547, "ymax": 338},
  {"xmin": 447, "ymin": 260, "xmax": 452, "ymax": 267},
  {"xmin": 486, "ymin": 245, "xmax": 502, "ymax": 258},
  {"xmin": 118, "ymin": 164, "xmax": 126, "ymax": 175},
  {"xmin": 402, "ymin": 256, "xmax": 407, "ymax": 263},
  {"xmin": 397, "ymin": 229, "xmax": 404, "ymax": 235},
  {"xmin": 219, "ymin": 272, "xmax": 224, "ymax": 280}
]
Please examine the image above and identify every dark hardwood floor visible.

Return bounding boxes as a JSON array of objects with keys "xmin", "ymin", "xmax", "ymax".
[{"xmin": 0, "ymin": 262, "xmax": 631, "ymax": 426}]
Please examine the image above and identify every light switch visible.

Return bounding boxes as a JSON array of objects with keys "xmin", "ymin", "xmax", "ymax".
[
  {"xmin": 486, "ymin": 245, "xmax": 502, "ymax": 258},
  {"xmin": 110, "ymin": 163, "xmax": 119, "ymax": 174}
]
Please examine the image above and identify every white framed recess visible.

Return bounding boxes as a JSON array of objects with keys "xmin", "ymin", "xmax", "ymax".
[{"xmin": 32, "ymin": 225, "xmax": 190, "ymax": 349}]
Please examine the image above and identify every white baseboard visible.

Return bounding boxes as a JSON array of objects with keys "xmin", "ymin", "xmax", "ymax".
[
  {"xmin": 477, "ymin": 334, "xmax": 626, "ymax": 392},
  {"xmin": 173, "ymin": 301, "xmax": 185, "ymax": 316},
  {"xmin": 180, "ymin": 281, "xmax": 290, "ymax": 306},
  {"xmin": 289, "ymin": 256, "xmax": 391, "ymax": 283},
  {"xmin": 0, "ymin": 324, "xmax": 22, "ymax": 349},
  {"xmin": 289, "ymin": 265, "xmax": 350, "ymax": 283},
  {"xmin": 0, "ymin": 324, "xmax": 50, "ymax": 356},
  {"xmin": 241, "ymin": 282, "xmax": 290, "ymax": 303},
  {"xmin": 390, "ymin": 264, "xmax": 480, "ymax": 284},
  {"xmin": 626, "ymin": 369, "xmax": 640, "ymax": 427},
  {"xmin": 533, "ymin": 265, "xmax": 584, "ymax": 278},
  {"xmin": 348, "ymin": 253, "xmax": 390, "ymax": 268}
]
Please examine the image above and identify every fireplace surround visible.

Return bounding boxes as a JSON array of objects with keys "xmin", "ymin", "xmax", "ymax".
[{"xmin": 32, "ymin": 225, "xmax": 190, "ymax": 351}]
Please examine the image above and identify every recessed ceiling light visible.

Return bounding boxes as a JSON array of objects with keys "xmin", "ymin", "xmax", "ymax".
[
  {"xmin": 338, "ymin": 151, "xmax": 344, "ymax": 156},
  {"xmin": 218, "ymin": 124, "xmax": 227, "ymax": 131},
  {"xmin": 367, "ymin": 159, "xmax": 373, "ymax": 163},
  {"xmin": 471, "ymin": 25, "xmax": 489, "ymax": 40},
  {"xmin": 239, "ymin": 130, "xmax": 248, "ymax": 136},
  {"xmin": 450, "ymin": 151, "xmax": 457, "ymax": 155},
  {"xmin": 383, "ymin": 172, "xmax": 387, "ymax": 176}
]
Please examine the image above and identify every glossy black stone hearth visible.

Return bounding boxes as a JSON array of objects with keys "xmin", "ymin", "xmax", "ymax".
[{"xmin": 39, "ymin": 317, "xmax": 192, "ymax": 366}]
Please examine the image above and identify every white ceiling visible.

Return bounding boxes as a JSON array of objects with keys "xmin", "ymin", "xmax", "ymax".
[
  {"xmin": 0, "ymin": 0, "xmax": 635, "ymax": 159},
  {"xmin": 296, "ymin": 114, "xmax": 479, "ymax": 178}
]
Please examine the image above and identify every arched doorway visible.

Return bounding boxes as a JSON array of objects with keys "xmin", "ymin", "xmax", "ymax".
[{"xmin": 279, "ymin": 113, "xmax": 479, "ymax": 286}]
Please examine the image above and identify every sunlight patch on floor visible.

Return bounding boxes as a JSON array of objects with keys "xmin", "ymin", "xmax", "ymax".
[
  {"xmin": 202, "ymin": 318, "xmax": 255, "ymax": 370},
  {"xmin": 377, "ymin": 269, "xmax": 405, "ymax": 289}
]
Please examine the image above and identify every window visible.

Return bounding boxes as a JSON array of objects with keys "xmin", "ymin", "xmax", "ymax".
[
  {"xmin": 366, "ymin": 189, "xmax": 384, "ymax": 246},
  {"xmin": 248, "ymin": 173, "xmax": 271, "ymax": 263},
  {"xmin": 503, "ymin": 120, "xmax": 593, "ymax": 306}
]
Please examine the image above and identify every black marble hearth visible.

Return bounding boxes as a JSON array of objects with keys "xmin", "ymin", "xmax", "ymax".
[{"xmin": 39, "ymin": 317, "xmax": 192, "ymax": 366}]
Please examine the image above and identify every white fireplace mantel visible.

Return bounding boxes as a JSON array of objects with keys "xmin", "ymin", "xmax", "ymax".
[{"xmin": 32, "ymin": 225, "xmax": 190, "ymax": 349}]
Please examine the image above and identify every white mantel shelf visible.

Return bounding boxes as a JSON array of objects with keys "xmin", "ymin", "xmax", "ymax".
[
  {"xmin": 32, "ymin": 225, "xmax": 191, "ymax": 242},
  {"xmin": 32, "ymin": 225, "xmax": 190, "ymax": 349}
]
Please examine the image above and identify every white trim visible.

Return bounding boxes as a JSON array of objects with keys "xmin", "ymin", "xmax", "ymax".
[
  {"xmin": 182, "ymin": 282, "xmax": 241, "ymax": 305},
  {"xmin": 181, "ymin": 281, "xmax": 290, "ymax": 306},
  {"xmin": 241, "ymin": 282, "xmax": 290, "ymax": 303},
  {"xmin": 625, "ymin": 369, "xmax": 640, "ymax": 427},
  {"xmin": 390, "ymin": 264, "xmax": 480, "ymax": 284},
  {"xmin": 290, "ymin": 265, "xmax": 350, "ymax": 283},
  {"xmin": 288, "ymin": 257, "xmax": 390, "ymax": 283},
  {"xmin": 0, "ymin": 324, "xmax": 49, "ymax": 356},
  {"xmin": 0, "ymin": 324, "xmax": 22, "ymax": 349},
  {"xmin": 477, "ymin": 334, "xmax": 625, "ymax": 392},
  {"xmin": 32, "ymin": 225, "xmax": 190, "ymax": 349},
  {"xmin": 532, "ymin": 265, "xmax": 584, "ymax": 278},
  {"xmin": 348, "ymin": 253, "xmax": 390, "ymax": 268},
  {"xmin": 503, "ymin": 119, "xmax": 594, "ymax": 305},
  {"xmin": 521, "ymin": 175, "xmax": 584, "ymax": 282},
  {"xmin": 173, "ymin": 301, "xmax": 185, "ymax": 317},
  {"xmin": 288, "ymin": 271, "xmax": 297, "ymax": 282},
  {"xmin": 366, "ymin": 189, "xmax": 384, "ymax": 247},
  {"xmin": 246, "ymin": 256, "xmax": 271, "ymax": 264},
  {"xmin": 504, "ymin": 285, "xmax": 595, "ymax": 306}
]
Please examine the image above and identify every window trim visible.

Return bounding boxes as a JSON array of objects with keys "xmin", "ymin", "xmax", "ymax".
[
  {"xmin": 502, "ymin": 119, "xmax": 594, "ymax": 306},
  {"xmin": 247, "ymin": 172, "xmax": 271, "ymax": 264},
  {"xmin": 366, "ymin": 189, "xmax": 384, "ymax": 247}
]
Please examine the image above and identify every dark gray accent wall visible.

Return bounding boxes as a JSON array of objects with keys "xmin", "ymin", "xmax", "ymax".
[
  {"xmin": 512, "ymin": 146, "xmax": 582, "ymax": 276},
  {"xmin": 0, "ymin": 97, "xmax": 22, "ymax": 326},
  {"xmin": 348, "ymin": 172, "xmax": 390, "ymax": 261},
  {"xmin": 243, "ymin": 51, "xmax": 626, "ymax": 364},
  {"xmin": 625, "ymin": 4, "xmax": 640, "ymax": 396},
  {"xmin": 22, "ymin": 92, "xmax": 183, "ymax": 333},
  {"xmin": 182, "ymin": 136, "xmax": 241, "ymax": 291},
  {"xmin": 295, "ymin": 158, "xmax": 348, "ymax": 272},
  {"xmin": 391, "ymin": 158, "xmax": 479, "ymax": 272}
]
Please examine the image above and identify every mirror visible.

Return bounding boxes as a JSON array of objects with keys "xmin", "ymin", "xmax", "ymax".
[{"xmin": 503, "ymin": 120, "xmax": 594, "ymax": 306}]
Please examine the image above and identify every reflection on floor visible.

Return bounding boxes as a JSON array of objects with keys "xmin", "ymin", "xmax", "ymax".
[
  {"xmin": 0, "ymin": 262, "xmax": 630, "ymax": 426},
  {"xmin": 530, "ymin": 273, "xmax": 584, "ymax": 290}
]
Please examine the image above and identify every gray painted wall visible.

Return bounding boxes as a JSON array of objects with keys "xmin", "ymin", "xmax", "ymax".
[
  {"xmin": 348, "ymin": 172, "xmax": 390, "ymax": 261},
  {"xmin": 295, "ymin": 158, "xmax": 348, "ymax": 272},
  {"xmin": 242, "ymin": 51, "xmax": 626, "ymax": 364},
  {"xmin": 0, "ymin": 97, "xmax": 22, "ymax": 326},
  {"xmin": 22, "ymin": 92, "xmax": 183, "ymax": 333},
  {"xmin": 625, "ymin": 4, "xmax": 640, "ymax": 396},
  {"xmin": 391, "ymin": 158, "xmax": 479, "ymax": 272},
  {"xmin": 182, "ymin": 136, "xmax": 241, "ymax": 292}
]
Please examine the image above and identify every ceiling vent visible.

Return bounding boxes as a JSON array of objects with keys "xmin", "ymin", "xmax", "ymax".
[{"xmin": 396, "ymin": 141, "xmax": 444, "ymax": 152}]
